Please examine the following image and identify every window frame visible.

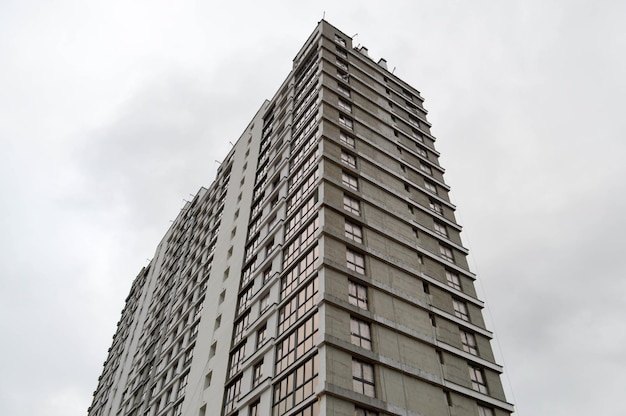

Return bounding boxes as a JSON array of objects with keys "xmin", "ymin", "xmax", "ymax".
[
  {"xmin": 343, "ymin": 194, "xmax": 361, "ymax": 215},
  {"xmin": 352, "ymin": 359, "xmax": 375, "ymax": 397},
  {"xmin": 348, "ymin": 281, "xmax": 368, "ymax": 310},
  {"xmin": 344, "ymin": 221, "xmax": 363, "ymax": 243},
  {"xmin": 350, "ymin": 317, "xmax": 372, "ymax": 350},
  {"xmin": 346, "ymin": 249, "xmax": 365, "ymax": 274}
]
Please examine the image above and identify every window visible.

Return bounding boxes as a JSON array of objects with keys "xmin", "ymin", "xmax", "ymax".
[
  {"xmin": 340, "ymin": 132, "xmax": 355, "ymax": 148},
  {"xmin": 346, "ymin": 249, "xmax": 365, "ymax": 274},
  {"xmin": 338, "ymin": 84, "xmax": 351, "ymax": 97},
  {"xmin": 281, "ymin": 244, "xmax": 319, "ymax": 299},
  {"xmin": 420, "ymin": 163, "xmax": 432, "ymax": 175},
  {"xmin": 233, "ymin": 312, "xmax": 250, "ymax": 343},
  {"xmin": 335, "ymin": 34, "xmax": 346, "ymax": 46},
  {"xmin": 460, "ymin": 330, "xmax": 478, "ymax": 355},
  {"xmin": 273, "ymin": 354, "xmax": 318, "ymax": 415},
  {"xmin": 352, "ymin": 359, "xmax": 375, "ymax": 397},
  {"xmin": 424, "ymin": 181, "xmax": 437, "ymax": 194},
  {"xmin": 469, "ymin": 366, "xmax": 488, "ymax": 393},
  {"xmin": 283, "ymin": 216, "xmax": 319, "ymax": 268},
  {"xmin": 342, "ymin": 172, "xmax": 358, "ymax": 190},
  {"xmin": 177, "ymin": 372, "xmax": 189, "ymax": 398},
  {"xmin": 338, "ymin": 99, "xmax": 352, "ymax": 113},
  {"xmin": 229, "ymin": 344, "xmax": 246, "ymax": 376},
  {"xmin": 237, "ymin": 285, "xmax": 254, "ymax": 315},
  {"xmin": 344, "ymin": 221, "xmax": 363, "ymax": 243},
  {"xmin": 478, "ymin": 405, "xmax": 495, "ymax": 416},
  {"xmin": 278, "ymin": 276, "xmax": 318, "ymax": 333},
  {"xmin": 341, "ymin": 151, "xmax": 357, "ymax": 168},
  {"xmin": 336, "ymin": 59, "xmax": 348, "ymax": 70},
  {"xmin": 453, "ymin": 299, "xmax": 469, "ymax": 321},
  {"xmin": 350, "ymin": 317, "xmax": 372, "ymax": 350},
  {"xmin": 275, "ymin": 313, "xmax": 319, "ymax": 372},
  {"xmin": 343, "ymin": 194, "xmax": 360, "ymax": 215},
  {"xmin": 259, "ymin": 293, "xmax": 270, "ymax": 312},
  {"xmin": 336, "ymin": 46, "xmax": 347, "ymax": 58},
  {"xmin": 348, "ymin": 281, "xmax": 368, "ymax": 309},
  {"xmin": 263, "ymin": 267, "xmax": 272, "ymax": 283},
  {"xmin": 446, "ymin": 271, "xmax": 461, "ymax": 290},
  {"xmin": 339, "ymin": 114, "xmax": 353, "ymax": 129},
  {"xmin": 266, "ymin": 238, "xmax": 275, "ymax": 255},
  {"xmin": 224, "ymin": 377, "xmax": 242, "ymax": 413},
  {"xmin": 439, "ymin": 245, "xmax": 454, "ymax": 262},
  {"xmin": 252, "ymin": 360, "xmax": 263, "ymax": 387},
  {"xmin": 355, "ymin": 407, "xmax": 378, "ymax": 416},
  {"xmin": 434, "ymin": 222, "xmax": 448, "ymax": 237},
  {"xmin": 249, "ymin": 401, "xmax": 260, "ymax": 416},
  {"xmin": 257, "ymin": 324, "xmax": 267, "ymax": 348},
  {"xmin": 429, "ymin": 199, "xmax": 443, "ymax": 215},
  {"xmin": 416, "ymin": 145, "xmax": 427, "ymax": 158}
]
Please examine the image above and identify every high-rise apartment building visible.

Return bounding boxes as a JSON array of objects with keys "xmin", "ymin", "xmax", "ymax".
[{"xmin": 88, "ymin": 20, "xmax": 514, "ymax": 416}]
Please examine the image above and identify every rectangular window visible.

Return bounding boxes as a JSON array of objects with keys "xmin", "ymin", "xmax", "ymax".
[
  {"xmin": 416, "ymin": 145, "xmax": 428, "ymax": 158},
  {"xmin": 287, "ymin": 171, "xmax": 319, "ymax": 214},
  {"xmin": 336, "ymin": 46, "xmax": 348, "ymax": 58},
  {"xmin": 273, "ymin": 354, "xmax": 318, "ymax": 416},
  {"xmin": 424, "ymin": 181, "xmax": 437, "ymax": 194},
  {"xmin": 346, "ymin": 249, "xmax": 365, "ymax": 274},
  {"xmin": 342, "ymin": 172, "xmax": 358, "ymax": 190},
  {"xmin": 237, "ymin": 284, "xmax": 254, "ymax": 315},
  {"xmin": 335, "ymin": 35, "xmax": 347, "ymax": 46},
  {"xmin": 338, "ymin": 99, "xmax": 352, "ymax": 113},
  {"xmin": 338, "ymin": 84, "xmax": 351, "ymax": 97},
  {"xmin": 233, "ymin": 311, "xmax": 250, "ymax": 343},
  {"xmin": 420, "ymin": 163, "xmax": 432, "ymax": 175},
  {"xmin": 336, "ymin": 59, "xmax": 348, "ymax": 70},
  {"xmin": 278, "ymin": 276, "xmax": 318, "ymax": 333},
  {"xmin": 275, "ymin": 313, "xmax": 319, "ymax": 373},
  {"xmin": 478, "ymin": 405, "xmax": 495, "ymax": 416},
  {"xmin": 177, "ymin": 372, "xmax": 189, "ymax": 399},
  {"xmin": 344, "ymin": 221, "xmax": 363, "ymax": 243},
  {"xmin": 460, "ymin": 330, "xmax": 478, "ymax": 355},
  {"xmin": 224, "ymin": 377, "xmax": 242, "ymax": 414},
  {"xmin": 343, "ymin": 194, "xmax": 360, "ymax": 215},
  {"xmin": 453, "ymin": 299, "xmax": 469, "ymax": 321},
  {"xmin": 340, "ymin": 132, "xmax": 355, "ymax": 148},
  {"xmin": 429, "ymin": 199, "xmax": 443, "ymax": 214},
  {"xmin": 339, "ymin": 114, "xmax": 353, "ymax": 129},
  {"xmin": 352, "ymin": 359, "xmax": 375, "ymax": 397},
  {"xmin": 257, "ymin": 324, "xmax": 267, "ymax": 348},
  {"xmin": 260, "ymin": 293, "xmax": 270, "ymax": 313},
  {"xmin": 228, "ymin": 344, "xmax": 246, "ymax": 377},
  {"xmin": 469, "ymin": 366, "xmax": 488, "ymax": 393},
  {"xmin": 250, "ymin": 401, "xmax": 260, "ymax": 416},
  {"xmin": 341, "ymin": 151, "xmax": 357, "ymax": 168},
  {"xmin": 349, "ymin": 281, "xmax": 368, "ymax": 309},
  {"xmin": 281, "ymin": 244, "xmax": 319, "ymax": 299},
  {"xmin": 440, "ymin": 245, "xmax": 454, "ymax": 262},
  {"xmin": 446, "ymin": 271, "xmax": 461, "ymax": 290},
  {"xmin": 350, "ymin": 317, "xmax": 372, "ymax": 350},
  {"xmin": 434, "ymin": 222, "xmax": 448, "ymax": 237},
  {"xmin": 285, "ymin": 193, "xmax": 317, "ymax": 239},
  {"xmin": 283, "ymin": 216, "xmax": 319, "ymax": 268},
  {"xmin": 252, "ymin": 360, "xmax": 263, "ymax": 387}
]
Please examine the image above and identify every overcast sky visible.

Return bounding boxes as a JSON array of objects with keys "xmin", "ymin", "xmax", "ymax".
[{"xmin": 1, "ymin": 1, "xmax": 625, "ymax": 415}]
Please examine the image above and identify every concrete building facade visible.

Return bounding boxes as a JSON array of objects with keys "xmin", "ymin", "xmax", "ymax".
[{"xmin": 88, "ymin": 20, "xmax": 514, "ymax": 416}]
